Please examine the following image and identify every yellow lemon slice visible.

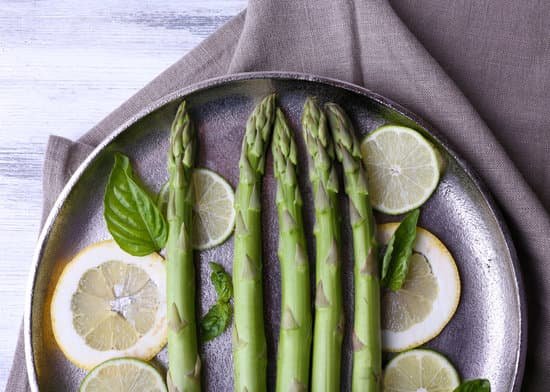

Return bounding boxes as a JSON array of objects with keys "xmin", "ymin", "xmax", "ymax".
[
  {"xmin": 378, "ymin": 223, "xmax": 460, "ymax": 352},
  {"xmin": 51, "ymin": 240, "xmax": 167, "ymax": 369}
]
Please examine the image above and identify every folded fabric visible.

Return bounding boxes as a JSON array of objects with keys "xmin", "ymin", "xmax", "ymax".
[{"xmin": 8, "ymin": 0, "xmax": 550, "ymax": 390}]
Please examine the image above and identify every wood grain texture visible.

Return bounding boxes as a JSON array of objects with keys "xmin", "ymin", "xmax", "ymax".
[{"xmin": 0, "ymin": 0, "xmax": 245, "ymax": 388}]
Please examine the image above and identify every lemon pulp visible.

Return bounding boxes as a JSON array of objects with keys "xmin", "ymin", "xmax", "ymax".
[{"xmin": 72, "ymin": 260, "xmax": 160, "ymax": 351}]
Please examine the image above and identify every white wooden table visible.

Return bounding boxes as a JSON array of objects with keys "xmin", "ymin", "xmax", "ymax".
[{"xmin": 0, "ymin": 1, "xmax": 246, "ymax": 388}]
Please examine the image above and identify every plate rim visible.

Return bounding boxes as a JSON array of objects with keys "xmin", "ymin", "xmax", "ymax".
[{"xmin": 24, "ymin": 71, "xmax": 526, "ymax": 391}]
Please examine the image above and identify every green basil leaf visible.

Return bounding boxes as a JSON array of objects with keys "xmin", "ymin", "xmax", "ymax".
[
  {"xmin": 381, "ymin": 235, "xmax": 396, "ymax": 281},
  {"xmin": 454, "ymin": 379, "xmax": 491, "ymax": 392},
  {"xmin": 210, "ymin": 262, "xmax": 233, "ymax": 303},
  {"xmin": 104, "ymin": 153, "xmax": 168, "ymax": 256},
  {"xmin": 381, "ymin": 209, "xmax": 420, "ymax": 291},
  {"xmin": 200, "ymin": 302, "xmax": 232, "ymax": 342}
]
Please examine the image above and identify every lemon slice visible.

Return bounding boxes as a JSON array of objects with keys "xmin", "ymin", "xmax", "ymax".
[
  {"xmin": 383, "ymin": 349, "xmax": 460, "ymax": 392},
  {"xmin": 378, "ymin": 223, "xmax": 460, "ymax": 352},
  {"xmin": 80, "ymin": 357, "xmax": 167, "ymax": 392},
  {"xmin": 361, "ymin": 125, "xmax": 443, "ymax": 214},
  {"xmin": 51, "ymin": 240, "xmax": 167, "ymax": 369},
  {"xmin": 191, "ymin": 168, "xmax": 236, "ymax": 250}
]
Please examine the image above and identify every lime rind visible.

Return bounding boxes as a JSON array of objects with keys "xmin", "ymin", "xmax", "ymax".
[
  {"xmin": 361, "ymin": 125, "xmax": 442, "ymax": 215},
  {"xmin": 80, "ymin": 357, "xmax": 167, "ymax": 392}
]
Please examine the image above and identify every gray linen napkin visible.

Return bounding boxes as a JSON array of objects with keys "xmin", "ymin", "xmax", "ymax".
[{"xmin": 8, "ymin": 0, "xmax": 550, "ymax": 390}]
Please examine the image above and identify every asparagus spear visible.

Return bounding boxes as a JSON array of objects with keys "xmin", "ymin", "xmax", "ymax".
[
  {"xmin": 166, "ymin": 101, "xmax": 201, "ymax": 392},
  {"xmin": 233, "ymin": 94, "xmax": 276, "ymax": 392},
  {"xmin": 272, "ymin": 108, "xmax": 312, "ymax": 392},
  {"xmin": 326, "ymin": 103, "xmax": 381, "ymax": 391},
  {"xmin": 302, "ymin": 98, "xmax": 344, "ymax": 392}
]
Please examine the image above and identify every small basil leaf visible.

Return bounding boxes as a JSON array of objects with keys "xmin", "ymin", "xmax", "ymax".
[
  {"xmin": 210, "ymin": 262, "xmax": 233, "ymax": 303},
  {"xmin": 381, "ymin": 235, "xmax": 396, "ymax": 281},
  {"xmin": 454, "ymin": 379, "xmax": 491, "ymax": 392},
  {"xmin": 104, "ymin": 153, "xmax": 168, "ymax": 256},
  {"xmin": 381, "ymin": 209, "xmax": 420, "ymax": 291},
  {"xmin": 200, "ymin": 302, "xmax": 232, "ymax": 342}
]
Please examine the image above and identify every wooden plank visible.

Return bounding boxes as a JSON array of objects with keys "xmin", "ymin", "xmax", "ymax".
[{"xmin": 0, "ymin": 0, "xmax": 246, "ymax": 387}]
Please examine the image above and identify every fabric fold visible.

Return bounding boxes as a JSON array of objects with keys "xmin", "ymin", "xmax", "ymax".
[{"xmin": 8, "ymin": 0, "xmax": 550, "ymax": 390}]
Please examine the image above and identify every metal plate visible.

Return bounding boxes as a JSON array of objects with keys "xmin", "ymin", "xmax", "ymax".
[{"xmin": 25, "ymin": 73, "xmax": 526, "ymax": 391}]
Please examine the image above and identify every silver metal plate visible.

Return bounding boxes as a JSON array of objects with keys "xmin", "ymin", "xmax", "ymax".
[{"xmin": 25, "ymin": 73, "xmax": 526, "ymax": 391}]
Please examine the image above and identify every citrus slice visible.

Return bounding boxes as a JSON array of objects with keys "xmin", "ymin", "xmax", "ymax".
[
  {"xmin": 191, "ymin": 168, "xmax": 235, "ymax": 250},
  {"xmin": 383, "ymin": 349, "xmax": 460, "ymax": 392},
  {"xmin": 378, "ymin": 223, "xmax": 460, "ymax": 352},
  {"xmin": 80, "ymin": 357, "xmax": 167, "ymax": 392},
  {"xmin": 51, "ymin": 240, "xmax": 167, "ymax": 369},
  {"xmin": 360, "ymin": 125, "xmax": 443, "ymax": 214},
  {"xmin": 156, "ymin": 169, "xmax": 235, "ymax": 250}
]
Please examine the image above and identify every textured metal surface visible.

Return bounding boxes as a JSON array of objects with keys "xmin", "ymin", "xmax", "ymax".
[{"xmin": 25, "ymin": 73, "xmax": 526, "ymax": 391}]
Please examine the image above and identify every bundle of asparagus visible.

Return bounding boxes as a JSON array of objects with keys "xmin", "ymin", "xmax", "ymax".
[{"xmin": 164, "ymin": 96, "xmax": 382, "ymax": 392}]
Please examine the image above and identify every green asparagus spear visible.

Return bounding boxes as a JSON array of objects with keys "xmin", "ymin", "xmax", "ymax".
[
  {"xmin": 326, "ymin": 103, "xmax": 381, "ymax": 391},
  {"xmin": 302, "ymin": 98, "xmax": 344, "ymax": 392},
  {"xmin": 273, "ymin": 108, "xmax": 312, "ymax": 392},
  {"xmin": 233, "ymin": 94, "xmax": 276, "ymax": 392},
  {"xmin": 166, "ymin": 101, "xmax": 201, "ymax": 392}
]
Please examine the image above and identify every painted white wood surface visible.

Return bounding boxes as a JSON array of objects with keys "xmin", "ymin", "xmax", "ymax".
[{"xmin": 0, "ymin": 0, "xmax": 246, "ymax": 388}]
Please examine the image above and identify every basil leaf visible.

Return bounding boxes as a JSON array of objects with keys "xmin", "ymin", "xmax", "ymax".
[
  {"xmin": 210, "ymin": 262, "xmax": 233, "ymax": 303},
  {"xmin": 200, "ymin": 263, "xmax": 233, "ymax": 342},
  {"xmin": 381, "ymin": 235, "xmax": 396, "ymax": 281},
  {"xmin": 200, "ymin": 302, "xmax": 232, "ymax": 342},
  {"xmin": 104, "ymin": 153, "xmax": 168, "ymax": 256},
  {"xmin": 454, "ymin": 379, "xmax": 491, "ymax": 392},
  {"xmin": 381, "ymin": 209, "xmax": 420, "ymax": 291}
]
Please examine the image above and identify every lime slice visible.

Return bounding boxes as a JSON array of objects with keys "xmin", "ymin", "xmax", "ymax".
[
  {"xmin": 191, "ymin": 168, "xmax": 235, "ymax": 250},
  {"xmin": 80, "ymin": 357, "xmax": 167, "ymax": 392},
  {"xmin": 378, "ymin": 223, "xmax": 460, "ymax": 352},
  {"xmin": 360, "ymin": 125, "xmax": 442, "ymax": 214},
  {"xmin": 51, "ymin": 240, "xmax": 167, "ymax": 369},
  {"xmin": 156, "ymin": 169, "xmax": 235, "ymax": 250},
  {"xmin": 383, "ymin": 349, "xmax": 460, "ymax": 392}
]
